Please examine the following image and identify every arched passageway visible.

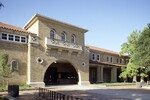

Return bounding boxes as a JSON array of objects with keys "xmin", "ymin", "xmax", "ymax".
[{"xmin": 44, "ymin": 61, "xmax": 78, "ymax": 85}]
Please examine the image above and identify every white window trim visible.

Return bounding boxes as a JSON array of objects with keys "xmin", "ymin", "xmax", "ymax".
[
  {"xmin": 120, "ymin": 59, "xmax": 122, "ymax": 64},
  {"xmin": 97, "ymin": 54, "xmax": 100, "ymax": 61},
  {"xmin": 61, "ymin": 32, "xmax": 66, "ymax": 42},
  {"xmin": 50, "ymin": 29, "xmax": 56, "ymax": 40},
  {"xmin": 0, "ymin": 32, "xmax": 27, "ymax": 44},
  {"xmin": 71, "ymin": 34, "xmax": 76, "ymax": 43},
  {"xmin": 110, "ymin": 57, "xmax": 113, "ymax": 62},
  {"xmin": 117, "ymin": 58, "xmax": 119, "ymax": 63},
  {"xmin": 91, "ymin": 53, "xmax": 96, "ymax": 61}
]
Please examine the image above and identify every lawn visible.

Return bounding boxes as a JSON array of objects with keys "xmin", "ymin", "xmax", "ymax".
[
  {"xmin": 95, "ymin": 82, "xmax": 136, "ymax": 86},
  {"xmin": 0, "ymin": 84, "xmax": 32, "ymax": 91}
]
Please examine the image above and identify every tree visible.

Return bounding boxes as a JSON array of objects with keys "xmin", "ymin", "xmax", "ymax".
[
  {"xmin": 0, "ymin": 52, "xmax": 12, "ymax": 79},
  {"xmin": 0, "ymin": 1, "xmax": 4, "ymax": 9},
  {"xmin": 119, "ymin": 30, "xmax": 141, "ymax": 80},
  {"xmin": 132, "ymin": 25, "xmax": 150, "ymax": 80}
]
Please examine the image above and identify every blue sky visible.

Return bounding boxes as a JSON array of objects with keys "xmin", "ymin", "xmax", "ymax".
[{"xmin": 1, "ymin": 0, "xmax": 150, "ymax": 52}]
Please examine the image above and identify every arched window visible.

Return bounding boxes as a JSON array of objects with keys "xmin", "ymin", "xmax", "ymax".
[
  {"xmin": 71, "ymin": 34, "xmax": 76, "ymax": 43},
  {"xmin": 50, "ymin": 29, "xmax": 56, "ymax": 40},
  {"xmin": 61, "ymin": 32, "xmax": 66, "ymax": 42},
  {"xmin": 11, "ymin": 60, "xmax": 18, "ymax": 71}
]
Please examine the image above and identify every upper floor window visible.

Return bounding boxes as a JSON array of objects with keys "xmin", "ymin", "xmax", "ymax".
[
  {"xmin": 15, "ymin": 36, "xmax": 20, "ymax": 42},
  {"xmin": 50, "ymin": 29, "xmax": 56, "ymax": 40},
  {"xmin": 117, "ymin": 58, "xmax": 119, "ymax": 63},
  {"xmin": 8, "ymin": 34, "xmax": 14, "ymax": 41},
  {"xmin": 61, "ymin": 32, "xmax": 66, "ymax": 42},
  {"xmin": 97, "ymin": 54, "xmax": 100, "ymax": 61},
  {"xmin": 107, "ymin": 57, "xmax": 109, "ymax": 62},
  {"xmin": 107, "ymin": 56, "xmax": 113, "ymax": 62},
  {"xmin": 0, "ymin": 32, "xmax": 27, "ymax": 44},
  {"xmin": 120, "ymin": 59, "xmax": 122, "ymax": 64},
  {"xmin": 92, "ymin": 53, "xmax": 96, "ymax": 61},
  {"xmin": 71, "ymin": 34, "xmax": 76, "ymax": 43},
  {"xmin": 2, "ymin": 33, "xmax": 7, "ymax": 40},
  {"xmin": 110, "ymin": 57, "xmax": 113, "ymax": 62}
]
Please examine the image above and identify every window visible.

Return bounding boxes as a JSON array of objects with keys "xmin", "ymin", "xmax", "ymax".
[
  {"xmin": 0, "ymin": 32, "xmax": 27, "ymax": 44},
  {"xmin": 107, "ymin": 57, "xmax": 109, "ymax": 62},
  {"xmin": 11, "ymin": 60, "xmax": 18, "ymax": 71},
  {"xmin": 120, "ymin": 59, "xmax": 122, "ymax": 63},
  {"xmin": 8, "ymin": 34, "xmax": 14, "ymax": 41},
  {"xmin": 117, "ymin": 58, "xmax": 119, "ymax": 63},
  {"xmin": 92, "ymin": 53, "xmax": 96, "ymax": 61},
  {"xmin": 71, "ymin": 34, "xmax": 76, "ymax": 43},
  {"xmin": 2, "ymin": 33, "xmax": 7, "ymax": 40},
  {"xmin": 21, "ymin": 37, "xmax": 26, "ymax": 43},
  {"xmin": 110, "ymin": 57, "xmax": 113, "ymax": 62},
  {"xmin": 97, "ymin": 54, "xmax": 100, "ymax": 61},
  {"xmin": 50, "ymin": 29, "xmax": 56, "ymax": 40},
  {"xmin": 15, "ymin": 36, "xmax": 20, "ymax": 42},
  {"xmin": 61, "ymin": 32, "xmax": 66, "ymax": 42}
]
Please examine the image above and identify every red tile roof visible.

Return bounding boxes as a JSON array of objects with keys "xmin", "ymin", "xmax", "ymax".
[
  {"xmin": 87, "ymin": 45, "xmax": 127, "ymax": 56},
  {"xmin": 0, "ymin": 22, "xmax": 34, "ymax": 34}
]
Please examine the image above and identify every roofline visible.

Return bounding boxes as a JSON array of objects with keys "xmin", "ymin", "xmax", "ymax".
[
  {"xmin": 24, "ymin": 13, "xmax": 88, "ymax": 33},
  {"xmin": 87, "ymin": 45, "xmax": 128, "ymax": 57},
  {"xmin": 0, "ymin": 22, "xmax": 35, "ymax": 35}
]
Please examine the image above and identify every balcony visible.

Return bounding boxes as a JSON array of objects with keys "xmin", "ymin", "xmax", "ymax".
[{"xmin": 45, "ymin": 37, "xmax": 82, "ymax": 52}]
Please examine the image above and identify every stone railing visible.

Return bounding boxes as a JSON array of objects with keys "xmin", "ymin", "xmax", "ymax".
[{"xmin": 45, "ymin": 37, "xmax": 82, "ymax": 51}]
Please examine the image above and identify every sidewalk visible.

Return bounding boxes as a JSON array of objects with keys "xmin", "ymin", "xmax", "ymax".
[{"xmin": 1, "ymin": 85, "xmax": 150, "ymax": 100}]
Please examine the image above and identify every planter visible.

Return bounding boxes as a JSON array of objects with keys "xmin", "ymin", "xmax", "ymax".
[
  {"xmin": 8, "ymin": 85, "xmax": 19, "ymax": 97},
  {"xmin": 136, "ymin": 82, "xmax": 142, "ymax": 88}
]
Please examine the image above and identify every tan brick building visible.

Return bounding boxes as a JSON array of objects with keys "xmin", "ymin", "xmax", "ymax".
[{"xmin": 0, "ymin": 14, "xmax": 127, "ymax": 87}]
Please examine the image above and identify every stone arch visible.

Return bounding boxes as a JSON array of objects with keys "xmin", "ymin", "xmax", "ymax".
[{"xmin": 43, "ymin": 59, "xmax": 80, "ymax": 85}]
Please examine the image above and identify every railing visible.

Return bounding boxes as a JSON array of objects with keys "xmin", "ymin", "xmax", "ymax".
[
  {"xmin": 45, "ymin": 37, "xmax": 82, "ymax": 51},
  {"xmin": 36, "ymin": 88, "xmax": 83, "ymax": 100}
]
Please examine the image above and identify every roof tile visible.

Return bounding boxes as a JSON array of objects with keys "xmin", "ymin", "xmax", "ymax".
[{"xmin": 0, "ymin": 22, "xmax": 34, "ymax": 34}]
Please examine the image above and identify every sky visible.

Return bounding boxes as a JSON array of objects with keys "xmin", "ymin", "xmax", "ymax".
[{"xmin": 1, "ymin": 0, "xmax": 150, "ymax": 52}]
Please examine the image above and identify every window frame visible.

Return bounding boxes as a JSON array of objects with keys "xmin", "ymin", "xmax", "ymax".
[
  {"xmin": 92, "ymin": 53, "xmax": 96, "ymax": 61},
  {"xmin": 61, "ymin": 32, "xmax": 66, "ymax": 42},
  {"xmin": 11, "ymin": 60, "xmax": 18, "ymax": 71},
  {"xmin": 0, "ymin": 32, "xmax": 27, "ymax": 44},
  {"xmin": 1, "ymin": 33, "xmax": 7, "ymax": 40},
  {"xmin": 97, "ymin": 54, "xmax": 100, "ymax": 61},
  {"xmin": 71, "ymin": 34, "xmax": 76, "ymax": 43},
  {"xmin": 50, "ymin": 29, "xmax": 56, "ymax": 40}
]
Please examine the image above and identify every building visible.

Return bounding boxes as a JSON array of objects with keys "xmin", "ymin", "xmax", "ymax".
[
  {"xmin": 0, "ymin": 14, "xmax": 127, "ymax": 87},
  {"xmin": 88, "ymin": 45, "xmax": 127, "ymax": 83}
]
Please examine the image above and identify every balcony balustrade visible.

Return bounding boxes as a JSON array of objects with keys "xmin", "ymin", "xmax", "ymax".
[{"xmin": 45, "ymin": 37, "xmax": 82, "ymax": 51}]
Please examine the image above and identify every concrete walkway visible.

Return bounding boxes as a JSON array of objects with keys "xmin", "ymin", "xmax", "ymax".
[
  {"xmin": 47, "ymin": 85, "xmax": 150, "ymax": 100},
  {"xmin": 1, "ymin": 85, "xmax": 150, "ymax": 100}
]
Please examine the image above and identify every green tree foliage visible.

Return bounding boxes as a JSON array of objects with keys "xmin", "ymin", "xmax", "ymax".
[
  {"xmin": 119, "ymin": 31, "xmax": 141, "ymax": 79},
  {"xmin": 0, "ymin": 1, "xmax": 4, "ymax": 9},
  {"xmin": 0, "ymin": 52, "xmax": 12, "ymax": 79},
  {"xmin": 132, "ymin": 25, "xmax": 150, "ymax": 78},
  {"xmin": 120, "ymin": 25, "xmax": 150, "ymax": 80}
]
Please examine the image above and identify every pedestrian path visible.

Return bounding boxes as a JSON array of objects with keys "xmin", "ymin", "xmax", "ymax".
[{"xmin": 1, "ymin": 85, "xmax": 150, "ymax": 100}]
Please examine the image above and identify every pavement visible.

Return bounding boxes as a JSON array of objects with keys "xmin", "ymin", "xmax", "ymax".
[{"xmin": 0, "ymin": 85, "xmax": 150, "ymax": 100}]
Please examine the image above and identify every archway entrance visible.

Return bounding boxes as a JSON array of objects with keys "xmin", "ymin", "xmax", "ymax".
[{"xmin": 44, "ymin": 61, "xmax": 78, "ymax": 85}]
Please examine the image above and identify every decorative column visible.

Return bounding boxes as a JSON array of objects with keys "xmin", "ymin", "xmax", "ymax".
[
  {"xmin": 97, "ymin": 65, "xmax": 103, "ymax": 83},
  {"xmin": 100, "ymin": 66, "xmax": 104, "ymax": 82},
  {"xmin": 111, "ymin": 67, "xmax": 117, "ymax": 82}
]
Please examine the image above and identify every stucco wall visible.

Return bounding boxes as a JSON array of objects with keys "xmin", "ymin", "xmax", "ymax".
[
  {"xmin": 27, "ymin": 18, "xmax": 90, "ymax": 86},
  {"xmin": 0, "ymin": 29, "xmax": 28, "ymax": 85}
]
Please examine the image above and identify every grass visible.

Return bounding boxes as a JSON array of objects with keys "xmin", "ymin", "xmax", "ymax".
[
  {"xmin": 0, "ymin": 84, "xmax": 32, "ymax": 91},
  {"xmin": 95, "ymin": 82, "xmax": 136, "ymax": 86}
]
